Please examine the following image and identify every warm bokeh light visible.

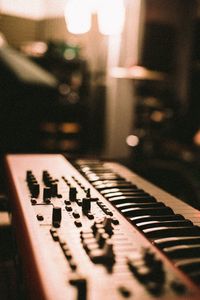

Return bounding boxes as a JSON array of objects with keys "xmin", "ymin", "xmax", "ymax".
[
  {"xmin": 126, "ymin": 135, "xmax": 139, "ymax": 147},
  {"xmin": 96, "ymin": 0, "xmax": 125, "ymax": 35},
  {"xmin": 193, "ymin": 130, "xmax": 200, "ymax": 146},
  {"xmin": 64, "ymin": 0, "xmax": 92, "ymax": 34},
  {"xmin": 64, "ymin": 0, "xmax": 125, "ymax": 35}
]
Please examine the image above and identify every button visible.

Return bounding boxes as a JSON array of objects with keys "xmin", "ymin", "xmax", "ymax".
[
  {"xmin": 64, "ymin": 249, "xmax": 72, "ymax": 260},
  {"xmin": 74, "ymin": 220, "xmax": 82, "ymax": 227},
  {"xmin": 87, "ymin": 212, "xmax": 94, "ymax": 220},
  {"xmin": 52, "ymin": 207, "xmax": 62, "ymax": 228},
  {"xmin": 69, "ymin": 260, "xmax": 77, "ymax": 270},
  {"xmin": 111, "ymin": 217, "xmax": 119, "ymax": 225},
  {"xmin": 65, "ymin": 206, "xmax": 73, "ymax": 212},
  {"xmin": 31, "ymin": 198, "xmax": 37, "ymax": 205},
  {"xmin": 50, "ymin": 228, "xmax": 59, "ymax": 241},
  {"xmin": 36, "ymin": 214, "xmax": 44, "ymax": 221},
  {"xmin": 170, "ymin": 280, "xmax": 187, "ymax": 295},
  {"xmin": 77, "ymin": 200, "xmax": 82, "ymax": 206},
  {"xmin": 118, "ymin": 286, "xmax": 131, "ymax": 298},
  {"xmin": 73, "ymin": 211, "xmax": 80, "ymax": 219},
  {"xmin": 86, "ymin": 188, "xmax": 91, "ymax": 197},
  {"xmin": 104, "ymin": 209, "xmax": 113, "ymax": 216},
  {"xmin": 64, "ymin": 200, "xmax": 71, "ymax": 205}
]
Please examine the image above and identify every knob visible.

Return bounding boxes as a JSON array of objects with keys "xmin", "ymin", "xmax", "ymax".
[
  {"xmin": 86, "ymin": 188, "xmax": 91, "ymax": 197},
  {"xmin": 82, "ymin": 198, "xmax": 91, "ymax": 214},
  {"xmin": 51, "ymin": 183, "xmax": 58, "ymax": 197},
  {"xmin": 91, "ymin": 221, "xmax": 103, "ymax": 235},
  {"xmin": 103, "ymin": 217, "xmax": 113, "ymax": 235},
  {"xmin": 69, "ymin": 275, "xmax": 87, "ymax": 300},
  {"xmin": 52, "ymin": 207, "xmax": 62, "ymax": 228},
  {"xmin": 26, "ymin": 170, "xmax": 32, "ymax": 181},
  {"xmin": 30, "ymin": 183, "xmax": 40, "ymax": 198},
  {"xmin": 96, "ymin": 229, "xmax": 109, "ymax": 248},
  {"xmin": 69, "ymin": 187, "xmax": 77, "ymax": 201},
  {"xmin": 104, "ymin": 239, "xmax": 114, "ymax": 254},
  {"xmin": 43, "ymin": 187, "xmax": 51, "ymax": 201}
]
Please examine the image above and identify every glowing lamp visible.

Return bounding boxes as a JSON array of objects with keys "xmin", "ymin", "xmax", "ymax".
[
  {"xmin": 64, "ymin": 0, "xmax": 92, "ymax": 34},
  {"xmin": 64, "ymin": 0, "xmax": 125, "ymax": 36},
  {"xmin": 97, "ymin": 0, "xmax": 125, "ymax": 35}
]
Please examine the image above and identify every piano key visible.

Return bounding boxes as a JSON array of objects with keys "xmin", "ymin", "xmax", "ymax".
[
  {"xmin": 96, "ymin": 182, "xmax": 134, "ymax": 190},
  {"xmin": 163, "ymin": 244, "xmax": 200, "ymax": 259},
  {"xmin": 130, "ymin": 214, "xmax": 185, "ymax": 224},
  {"xmin": 121, "ymin": 206, "xmax": 173, "ymax": 218},
  {"xmin": 176, "ymin": 258, "xmax": 200, "ymax": 273},
  {"xmin": 143, "ymin": 226, "xmax": 200, "ymax": 239},
  {"xmin": 115, "ymin": 202, "xmax": 165, "ymax": 210},
  {"xmin": 154, "ymin": 236, "xmax": 200, "ymax": 249},
  {"xmin": 109, "ymin": 195, "xmax": 157, "ymax": 205},
  {"xmin": 104, "ymin": 190, "xmax": 147, "ymax": 198},
  {"xmin": 101, "ymin": 187, "xmax": 139, "ymax": 195},
  {"xmin": 184, "ymin": 270, "xmax": 200, "ymax": 284},
  {"xmin": 93, "ymin": 180, "xmax": 130, "ymax": 186},
  {"xmin": 136, "ymin": 219, "xmax": 193, "ymax": 231},
  {"xmin": 87, "ymin": 175, "xmax": 123, "ymax": 182}
]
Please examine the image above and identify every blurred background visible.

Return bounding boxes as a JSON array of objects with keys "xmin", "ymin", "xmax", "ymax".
[{"xmin": 0, "ymin": 0, "xmax": 200, "ymax": 297}]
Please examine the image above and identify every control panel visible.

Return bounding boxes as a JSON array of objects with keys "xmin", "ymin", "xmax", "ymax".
[{"xmin": 5, "ymin": 154, "xmax": 200, "ymax": 300}]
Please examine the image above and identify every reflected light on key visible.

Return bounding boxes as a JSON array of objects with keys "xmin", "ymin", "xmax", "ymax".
[{"xmin": 126, "ymin": 135, "xmax": 139, "ymax": 147}]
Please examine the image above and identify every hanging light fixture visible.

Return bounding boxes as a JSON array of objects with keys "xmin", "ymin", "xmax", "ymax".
[
  {"xmin": 96, "ymin": 0, "xmax": 125, "ymax": 35},
  {"xmin": 64, "ymin": 0, "xmax": 92, "ymax": 34},
  {"xmin": 64, "ymin": 0, "xmax": 125, "ymax": 36}
]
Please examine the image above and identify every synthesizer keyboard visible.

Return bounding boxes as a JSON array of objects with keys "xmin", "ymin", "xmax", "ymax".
[{"xmin": 5, "ymin": 154, "xmax": 200, "ymax": 300}]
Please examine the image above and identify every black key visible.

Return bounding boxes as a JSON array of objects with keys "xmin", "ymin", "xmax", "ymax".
[
  {"xmin": 163, "ymin": 244, "xmax": 200, "ymax": 259},
  {"xmin": 143, "ymin": 226, "xmax": 200, "ymax": 239},
  {"xmin": 176, "ymin": 258, "xmax": 200, "ymax": 273},
  {"xmin": 154, "ymin": 236, "xmax": 200, "ymax": 249},
  {"xmin": 187, "ymin": 270, "xmax": 200, "ymax": 284},
  {"xmin": 130, "ymin": 214, "xmax": 184, "ymax": 223},
  {"xmin": 109, "ymin": 196, "xmax": 157, "ymax": 205},
  {"xmin": 116, "ymin": 202, "xmax": 165, "ymax": 210},
  {"xmin": 137, "ymin": 220, "xmax": 193, "ymax": 231},
  {"xmin": 121, "ymin": 206, "xmax": 173, "ymax": 218}
]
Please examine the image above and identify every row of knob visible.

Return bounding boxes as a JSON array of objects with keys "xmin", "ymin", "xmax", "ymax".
[{"xmin": 81, "ymin": 218, "xmax": 116, "ymax": 269}]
